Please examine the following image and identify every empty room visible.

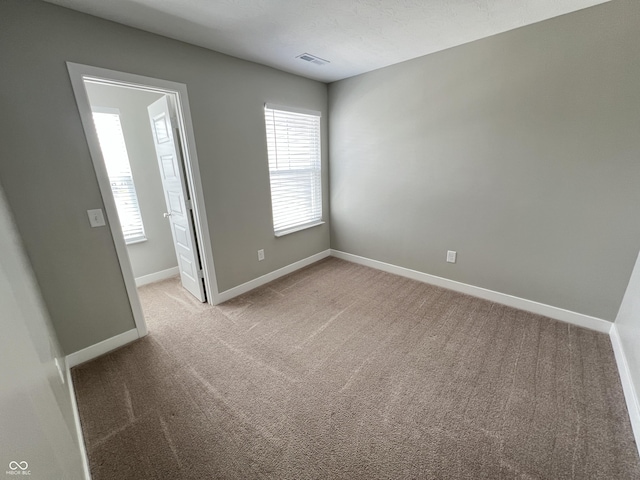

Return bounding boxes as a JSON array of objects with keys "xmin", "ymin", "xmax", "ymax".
[{"xmin": 1, "ymin": 0, "xmax": 640, "ymax": 479}]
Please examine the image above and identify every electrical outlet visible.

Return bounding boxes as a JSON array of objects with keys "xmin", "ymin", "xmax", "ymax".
[
  {"xmin": 258, "ymin": 249, "xmax": 265, "ymax": 261},
  {"xmin": 446, "ymin": 250, "xmax": 457, "ymax": 263}
]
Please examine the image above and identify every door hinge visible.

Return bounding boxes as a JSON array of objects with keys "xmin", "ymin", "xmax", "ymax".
[
  {"xmin": 186, "ymin": 199, "xmax": 193, "ymax": 210},
  {"xmin": 198, "ymin": 269, "xmax": 204, "ymax": 279}
]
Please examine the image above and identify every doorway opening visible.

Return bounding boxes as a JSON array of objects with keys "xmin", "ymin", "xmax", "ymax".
[{"xmin": 67, "ymin": 63, "xmax": 221, "ymax": 338}]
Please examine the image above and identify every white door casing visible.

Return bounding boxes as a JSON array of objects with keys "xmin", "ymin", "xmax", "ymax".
[
  {"xmin": 148, "ymin": 96, "xmax": 206, "ymax": 302},
  {"xmin": 67, "ymin": 61, "xmax": 222, "ymax": 337}
]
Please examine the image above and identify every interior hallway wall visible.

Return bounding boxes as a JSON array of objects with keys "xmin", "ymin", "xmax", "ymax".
[
  {"xmin": 84, "ymin": 82, "xmax": 178, "ymax": 280},
  {"xmin": 0, "ymin": 184, "xmax": 85, "ymax": 480},
  {"xmin": 328, "ymin": 0, "xmax": 640, "ymax": 320}
]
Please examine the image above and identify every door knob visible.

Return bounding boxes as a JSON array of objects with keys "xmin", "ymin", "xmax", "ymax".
[{"xmin": 163, "ymin": 212, "xmax": 172, "ymax": 218}]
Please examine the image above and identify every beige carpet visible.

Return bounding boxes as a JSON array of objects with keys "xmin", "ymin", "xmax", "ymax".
[{"xmin": 72, "ymin": 257, "xmax": 640, "ymax": 479}]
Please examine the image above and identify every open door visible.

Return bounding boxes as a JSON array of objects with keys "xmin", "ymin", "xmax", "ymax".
[{"xmin": 148, "ymin": 96, "xmax": 206, "ymax": 302}]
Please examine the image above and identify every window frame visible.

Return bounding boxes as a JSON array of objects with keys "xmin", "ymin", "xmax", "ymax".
[{"xmin": 264, "ymin": 103, "xmax": 324, "ymax": 237}]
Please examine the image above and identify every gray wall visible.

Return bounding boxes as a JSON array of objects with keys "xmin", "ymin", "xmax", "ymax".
[
  {"xmin": 328, "ymin": 0, "xmax": 640, "ymax": 321},
  {"xmin": 615, "ymin": 249, "xmax": 640, "ymax": 434},
  {"xmin": 0, "ymin": 0, "xmax": 329, "ymax": 354},
  {"xmin": 84, "ymin": 82, "xmax": 178, "ymax": 280},
  {"xmin": 0, "ymin": 185, "xmax": 85, "ymax": 479}
]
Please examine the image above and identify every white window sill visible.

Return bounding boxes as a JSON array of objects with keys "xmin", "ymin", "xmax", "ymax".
[
  {"xmin": 125, "ymin": 237, "xmax": 148, "ymax": 245},
  {"xmin": 275, "ymin": 221, "xmax": 325, "ymax": 237}
]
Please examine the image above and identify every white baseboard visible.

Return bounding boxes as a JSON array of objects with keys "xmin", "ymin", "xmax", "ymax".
[
  {"xmin": 215, "ymin": 250, "xmax": 331, "ymax": 304},
  {"xmin": 66, "ymin": 366, "xmax": 92, "ymax": 479},
  {"xmin": 66, "ymin": 329, "xmax": 140, "ymax": 368},
  {"xmin": 63, "ymin": 247, "xmax": 637, "ymax": 467},
  {"xmin": 330, "ymin": 250, "xmax": 611, "ymax": 333},
  {"xmin": 610, "ymin": 324, "xmax": 640, "ymax": 454},
  {"xmin": 135, "ymin": 266, "xmax": 180, "ymax": 287},
  {"xmin": 65, "ymin": 328, "xmax": 141, "ymax": 478}
]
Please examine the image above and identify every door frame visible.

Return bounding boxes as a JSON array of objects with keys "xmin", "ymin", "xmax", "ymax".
[{"xmin": 67, "ymin": 62, "xmax": 222, "ymax": 338}]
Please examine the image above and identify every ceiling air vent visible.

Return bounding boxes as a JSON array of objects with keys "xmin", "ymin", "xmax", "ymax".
[{"xmin": 296, "ymin": 53, "xmax": 329, "ymax": 66}]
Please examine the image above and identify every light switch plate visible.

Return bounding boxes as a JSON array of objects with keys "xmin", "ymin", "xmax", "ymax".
[{"xmin": 87, "ymin": 209, "xmax": 106, "ymax": 227}]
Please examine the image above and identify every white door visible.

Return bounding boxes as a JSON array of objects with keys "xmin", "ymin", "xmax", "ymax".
[{"xmin": 148, "ymin": 96, "xmax": 206, "ymax": 302}]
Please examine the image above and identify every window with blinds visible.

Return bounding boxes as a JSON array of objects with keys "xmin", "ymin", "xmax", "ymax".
[
  {"xmin": 92, "ymin": 108, "xmax": 146, "ymax": 244},
  {"xmin": 264, "ymin": 104, "xmax": 322, "ymax": 236}
]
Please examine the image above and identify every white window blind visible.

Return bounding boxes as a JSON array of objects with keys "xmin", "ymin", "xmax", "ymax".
[
  {"xmin": 92, "ymin": 109, "xmax": 146, "ymax": 244},
  {"xmin": 264, "ymin": 104, "xmax": 322, "ymax": 236}
]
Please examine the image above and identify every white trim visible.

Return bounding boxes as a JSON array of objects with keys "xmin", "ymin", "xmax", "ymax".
[
  {"xmin": 264, "ymin": 103, "xmax": 321, "ymax": 117},
  {"xmin": 330, "ymin": 250, "xmax": 612, "ymax": 333},
  {"xmin": 215, "ymin": 250, "xmax": 331, "ymax": 304},
  {"xmin": 135, "ymin": 266, "xmax": 180, "ymax": 287},
  {"xmin": 66, "ymin": 63, "xmax": 223, "ymax": 334},
  {"xmin": 66, "ymin": 366, "xmax": 92, "ymax": 480},
  {"xmin": 65, "ymin": 326, "xmax": 141, "ymax": 478},
  {"xmin": 66, "ymin": 328, "xmax": 139, "ymax": 368},
  {"xmin": 90, "ymin": 105, "xmax": 120, "ymax": 115},
  {"xmin": 67, "ymin": 64, "xmax": 147, "ymax": 338},
  {"xmin": 275, "ymin": 220, "xmax": 325, "ymax": 237},
  {"xmin": 609, "ymin": 324, "xmax": 640, "ymax": 454},
  {"xmin": 124, "ymin": 237, "xmax": 147, "ymax": 246}
]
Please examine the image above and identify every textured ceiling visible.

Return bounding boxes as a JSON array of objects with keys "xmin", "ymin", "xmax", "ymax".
[{"xmin": 44, "ymin": 0, "xmax": 609, "ymax": 82}]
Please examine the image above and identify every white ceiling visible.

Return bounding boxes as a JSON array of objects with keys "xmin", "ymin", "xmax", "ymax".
[{"xmin": 44, "ymin": 0, "xmax": 609, "ymax": 83}]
